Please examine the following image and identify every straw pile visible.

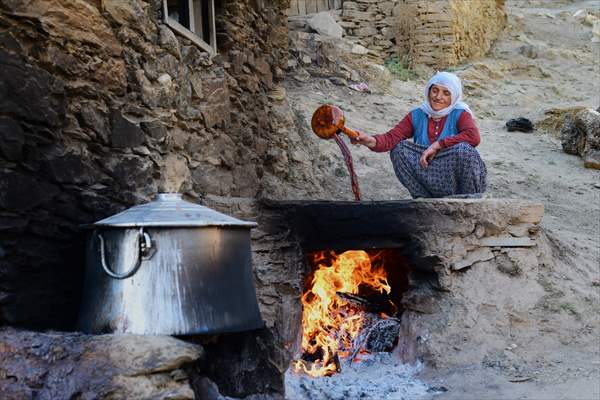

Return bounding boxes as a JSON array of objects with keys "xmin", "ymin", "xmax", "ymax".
[{"xmin": 396, "ymin": 0, "xmax": 506, "ymax": 68}]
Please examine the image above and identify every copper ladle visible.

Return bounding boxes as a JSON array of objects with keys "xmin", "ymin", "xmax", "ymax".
[{"xmin": 311, "ymin": 104, "xmax": 360, "ymax": 140}]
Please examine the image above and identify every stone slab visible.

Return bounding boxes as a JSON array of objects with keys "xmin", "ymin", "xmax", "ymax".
[
  {"xmin": 452, "ymin": 248, "xmax": 495, "ymax": 270},
  {"xmin": 479, "ymin": 235, "xmax": 536, "ymax": 247}
]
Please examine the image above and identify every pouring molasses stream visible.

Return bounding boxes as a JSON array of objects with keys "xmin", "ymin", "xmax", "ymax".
[{"xmin": 311, "ymin": 104, "xmax": 362, "ymax": 201}]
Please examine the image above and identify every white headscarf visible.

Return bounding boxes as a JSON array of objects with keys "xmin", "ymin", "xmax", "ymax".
[{"xmin": 419, "ymin": 71, "xmax": 473, "ymax": 118}]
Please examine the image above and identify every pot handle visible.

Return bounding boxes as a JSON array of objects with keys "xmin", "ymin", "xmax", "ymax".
[{"xmin": 97, "ymin": 228, "xmax": 153, "ymax": 279}]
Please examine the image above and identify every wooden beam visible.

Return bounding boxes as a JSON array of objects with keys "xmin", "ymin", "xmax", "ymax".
[
  {"xmin": 208, "ymin": 0, "xmax": 216, "ymax": 53},
  {"xmin": 297, "ymin": 0, "xmax": 306, "ymax": 15},
  {"xmin": 289, "ymin": 0, "xmax": 298, "ymax": 16},
  {"xmin": 164, "ymin": 17, "xmax": 215, "ymax": 55},
  {"xmin": 317, "ymin": 0, "xmax": 328, "ymax": 12}
]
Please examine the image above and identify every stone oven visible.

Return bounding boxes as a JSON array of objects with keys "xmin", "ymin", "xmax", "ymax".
[{"xmin": 190, "ymin": 196, "xmax": 547, "ymax": 398}]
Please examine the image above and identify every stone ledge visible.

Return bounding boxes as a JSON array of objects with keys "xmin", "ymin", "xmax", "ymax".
[{"xmin": 0, "ymin": 328, "xmax": 203, "ymax": 399}]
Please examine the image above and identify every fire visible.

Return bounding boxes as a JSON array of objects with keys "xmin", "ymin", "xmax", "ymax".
[{"xmin": 294, "ymin": 250, "xmax": 392, "ymax": 377}]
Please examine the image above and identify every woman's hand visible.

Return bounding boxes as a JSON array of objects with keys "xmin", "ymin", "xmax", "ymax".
[
  {"xmin": 350, "ymin": 130, "xmax": 377, "ymax": 148},
  {"xmin": 419, "ymin": 141, "xmax": 442, "ymax": 168}
]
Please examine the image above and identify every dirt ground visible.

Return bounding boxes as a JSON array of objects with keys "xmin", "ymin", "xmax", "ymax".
[{"xmin": 284, "ymin": 0, "xmax": 600, "ymax": 398}]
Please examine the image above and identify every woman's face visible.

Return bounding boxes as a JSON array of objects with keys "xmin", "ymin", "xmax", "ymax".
[{"xmin": 428, "ymin": 84, "xmax": 452, "ymax": 111}]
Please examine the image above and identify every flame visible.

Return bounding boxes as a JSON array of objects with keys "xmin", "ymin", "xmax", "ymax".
[{"xmin": 294, "ymin": 250, "xmax": 391, "ymax": 377}]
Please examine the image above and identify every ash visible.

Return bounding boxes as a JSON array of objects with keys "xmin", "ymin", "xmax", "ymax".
[{"xmin": 285, "ymin": 353, "xmax": 432, "ymax": 400}]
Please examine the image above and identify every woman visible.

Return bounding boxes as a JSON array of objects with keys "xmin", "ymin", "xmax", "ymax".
[{"xmin": 352, "ymin": 71, "xmax": 487, "ymax": 198}]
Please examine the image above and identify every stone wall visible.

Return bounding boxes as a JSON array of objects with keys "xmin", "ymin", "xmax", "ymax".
[
  {"xmin": 396, "ymin": 0, "xmax": 506, "ymax": 68},
  {"xmin": 340, "ymin": 0, "xmax": 399, "ymax": 60},
  {"xmin": 0, "ymin": 0, "xmax": 332, "ymax": 330}
]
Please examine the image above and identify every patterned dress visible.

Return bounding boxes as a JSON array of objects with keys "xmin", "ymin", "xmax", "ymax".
[{"xmin": 373, "ymin": 108, "xmax": 487, "ymax": 198}]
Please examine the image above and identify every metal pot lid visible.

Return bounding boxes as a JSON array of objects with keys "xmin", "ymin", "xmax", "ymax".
[{"xmin": 93, "ymin": 193, "xmax": 258, "ymax": 228}]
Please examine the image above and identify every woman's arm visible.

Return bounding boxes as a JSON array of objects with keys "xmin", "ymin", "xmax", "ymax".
[
  {"xmin": 438, "ymin": 111, "xmax": 480, "ymax": 148},
  {"xmin": 352, "ymin": 114, "xmax": 414, "ymax": 152}
]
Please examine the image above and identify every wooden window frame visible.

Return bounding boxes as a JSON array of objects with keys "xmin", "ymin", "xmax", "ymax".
[{"xmin": 162, "ymin": 0, "xmax": 217, "ymax": 55}]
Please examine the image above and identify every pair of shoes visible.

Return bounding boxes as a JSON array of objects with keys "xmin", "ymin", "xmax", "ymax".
[{"xmin": 506, "ymin": 117, "xmax": 534, "ymax": 132}]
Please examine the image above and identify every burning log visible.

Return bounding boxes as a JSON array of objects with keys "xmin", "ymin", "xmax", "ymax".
[
  {"xmin": 365, "ymin": 317, "xmax": 401, "ymax": 352},
  {"xmin": 335, "ymin": 291, "xmax": 396, "ymax": 315},
  {"xmin": 347, "ymin": 314, "xmax": 401, "ymax": 365}
]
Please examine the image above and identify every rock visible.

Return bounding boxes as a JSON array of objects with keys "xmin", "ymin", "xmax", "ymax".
[
  {"xmin": 43, "ymin": 152, "xmax": 101, "ymax": 185},
  {"xmin": 189, "ymin": 71, "xmax": 203, "ymax": 99},
  {"xmin": 0, "ymin": 49, "xmax": 67, "ymax": 127},
  {"xmin": 584, "ymin": 13, "xmax": 598, "ymax": 27},
  {"xmin": 288, "ymin": 17, "xmax": 308, "ymax": 31},
  {"xmin": 573, "ymin": 9, "xmax": 588, "ymax": 23},
  {"xmin": 110, "ymin": 110, "xmax": 145, "ymax": 148},
  {"xmin": 496, "ymin": 253, "xmax": 521, "ymax": 276},
  {"xmin": 78, "ymin": 105, "xmax": 109, "ymax": 143},
  {"xmin": 267, "ymin": 86, "xmax": 287, "ymax": 102},
  {"xmin": 592, "ymin": 19, "xmax": 600, "ymax": 42},
  {"xmin": 343, "ymin": 9, "xmax": 375, "ymax": 21},
  {"xmin": 194, "ymin": 329, "xmax": 284, "ymax": 398},
  {"xmin": 561, "ymin": 108, "xmax": 600, "ymax": 163},
  {"xmin": 159, "ymin": 154, "xmax": 191, "ymax": 193},
  {"xmin": 452, "ymin": 247, "xmax": 495, "ymax": 270},
  {"xmin": 103, "ymin": 0, "xmax": 146, "ymax": 25},
  {"xmin": 159, "ymin": 25, "xmax": 181, "ymax": 58},
  {"xmin": 141, "ymin": 120, "xmax": 168, "ymax": 140},
  {"xmin": 330, "ymin": 76, "xmax": 348, "ymax": 86},
  {"xmin": 0, "ymin": 116, "xmax": 24, "ymax": 161},
  {"xmin": 293, "ymin": 68, "xmax": 311, "ymax": 82},
  {"xmin": 287, "ymin": 58, "xmax": 298, "ymax": 69},
  {"xmin": 576, "ymin": 108, "xmax": 600, "ymax": 150},
  {"xmin": 561, "ymin": 115, "xmax": 586, "ymax": 155},
  {"xmin": 583, "ymin": 150, "xmax": 600, "ymax": 169},
  {"xmin": 106, "ymin": 154, "xmax": 156, "ymax": 196},
  {"xmin": 355, "ymin": 26, "xmax": 378, "ymax": 36},
  {"xmin": 0, "ymin": 170, "xmax": 59, "ymax": 211},
  {"xmin": 201, "ymin": 103, "xmax": 230, "ymax": 129},
  {"xmin": 7, "ymin": 0, "xmax": 123, "ymax": 55},
  {"xmin": 308, "ymin": 12, "xmax": 344, "ymax": 38},
  {"xmin": 0, "ymin": 328, "xmax": 203, "ymax": 400},
  {"xmin": 300, "ymin": 54, "xmax": 312, "ymax": 65},
  {"xmin": 157, "ymin": 73, "xmax": 173, "ymax": 86},
  {"xmin": 351, "ymin": 44, "xmax": 370, "ymax": 55}
]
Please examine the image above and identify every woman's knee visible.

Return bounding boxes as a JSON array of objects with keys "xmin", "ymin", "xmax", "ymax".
[{"xmin": 454, "ymin": 142, "xmax": 476, "ymax": 153}]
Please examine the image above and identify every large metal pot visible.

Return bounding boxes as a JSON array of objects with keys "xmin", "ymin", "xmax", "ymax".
[{"xmin": 77, "ymin": 193, "xmax": 263, "ymax": 335}]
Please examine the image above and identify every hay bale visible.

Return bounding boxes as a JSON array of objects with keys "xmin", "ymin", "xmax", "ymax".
[
  {"xmin": 536, "ymin": 107, "xmax": 587, "ymax": 138},
  {"xmin": 395, "ymin": 0, "xmax": 506, "ymax": 68}
]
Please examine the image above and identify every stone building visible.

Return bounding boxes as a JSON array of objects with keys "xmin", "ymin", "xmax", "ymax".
[
  {"xmin": 291, "ymin": 0, "xmax": 506, "ymax": 67},
  {"xmin": 0, "ymin": 0, "xmax": 334, "ymax": 330}
]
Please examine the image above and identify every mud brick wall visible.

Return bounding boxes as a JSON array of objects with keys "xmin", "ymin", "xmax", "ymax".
[
  {"xmin": 396, "ymin": 0, "xmax": 506, "ymax": 68},
  {"xmin": 0, "ymin": 0, "xmax": 329, "ymax": 330}
]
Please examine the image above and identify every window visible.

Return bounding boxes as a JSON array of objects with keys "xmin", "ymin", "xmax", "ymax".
[{"xmin": 163, "ymin": 0, "xmax": 216, "ymax": 55}]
